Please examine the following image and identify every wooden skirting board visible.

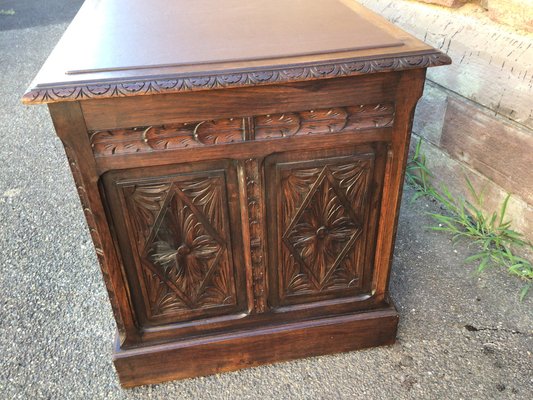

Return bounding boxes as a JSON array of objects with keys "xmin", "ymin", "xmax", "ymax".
[{"xmin": 113, "ymin": 305, "xmax": 399, "ymax": 387}]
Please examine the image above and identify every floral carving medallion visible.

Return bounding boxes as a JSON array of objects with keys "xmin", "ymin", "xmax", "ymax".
[{"xmin": 269, "ymin": 154, "xmax": 375, "ymax": 304}]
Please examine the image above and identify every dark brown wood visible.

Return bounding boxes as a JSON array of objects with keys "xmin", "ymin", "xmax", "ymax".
[
  {"xmin": 372, "ymin": 69, "xmax": 426, "ymax": 300},
  {"xmin": 264, "ymin": 145, "xmax": 386, "ymax": 308},
  {"xmin": 113, "ymin": 305, "xmax": 399, "ymax": 387},
  {"xmin": 25, "ymin": 0, "xmax": 450, "ymax": 388},
  {"xmin": 103, "ymin": 160, "xmax": 248, "ymax": 328},
  {"xmin": 89, "ymin": 102, "xmax": 394, "ymax": 157},
  {"xmin": 81, "ymin": 74, "xmax": 401, "ymax": 131},
  {"xmin": 47, "ymin": 102, "xmax": 140, "ymax": 347}
]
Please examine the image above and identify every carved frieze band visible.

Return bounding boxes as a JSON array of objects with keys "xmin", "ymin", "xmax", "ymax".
[
  {"xmin": 89, "ymin": 103, "xmax": 394, "ymax": 157},
  {"xmin": 22, "ymin": 52, "xmax": 451, "ymax": 104},
  {"xmin": 254, "ymin": 103, "xmax": 394, "ymax": 139},
  {"xmin": 90, "ymin": 118, "xmax": 246, "ymax": 156},
  {"xmin": 244, "ymin": 158, "xmax": 267, "ymax": 313},
  {"xmin": 62, "ymin": 144, "xmax": 127, "ymax": 340}
]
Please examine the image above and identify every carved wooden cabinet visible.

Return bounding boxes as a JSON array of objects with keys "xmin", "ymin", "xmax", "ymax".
[{"xmin": 24, "ymin": 0, "xmax": 450, "ymax": 387}]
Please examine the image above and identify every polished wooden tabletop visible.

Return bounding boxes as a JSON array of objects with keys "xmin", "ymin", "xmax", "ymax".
[
  {"xmin": 66, "ymin": 0, "xmax": 403, "ymax": 74},
  {"xmin": 23, "ymin": 0, "xmax": 450, "ymax": 104}
]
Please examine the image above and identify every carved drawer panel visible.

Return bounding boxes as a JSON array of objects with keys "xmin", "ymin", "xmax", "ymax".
[
  {"xmin": 88, "ymin": 103, "xmax": 394, "ymax": 158},
  {"xmin": 91, "ymin": 118, "xmax": 246, "ymax": 156},
  {"xmin": 254, "ymin": 103, "xmax": 394, "ymax": 139},
  {"xmin": 265, "ymin": 145, "xmax": 386, "ymax": 308},
  {"xmin": 103, "ymin": 160, "xmax": 247, "ymax": 327}
]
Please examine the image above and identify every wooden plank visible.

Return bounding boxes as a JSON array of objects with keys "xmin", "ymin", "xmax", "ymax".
[
  {"xmin": 411, "ymin": 136, "xmax": 533, "ymax": 243},
  {"xmin": 441, "ymin": 98, "xmax": 533, "ymax": 204},
  {"xmin": 359, "ymin": 0, "xmax": 533, "ymax": 129},
  {"xmin": 94, "ymin": 129, "xmax": 393, "ymax": 176}
]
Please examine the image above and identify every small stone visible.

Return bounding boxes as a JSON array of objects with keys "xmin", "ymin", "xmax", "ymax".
[
  {"xmin": 2, "ymin": 188, "xmax": 21, "ymax": 198},
  {"xmin": 399, "ymin": 354, "xmax": 415, "ymax": 368}
]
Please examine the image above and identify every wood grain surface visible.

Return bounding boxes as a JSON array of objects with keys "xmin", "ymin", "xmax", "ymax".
[{"xmin": 22, "ymin": 0, "xmax": 450, "ymax": 104}]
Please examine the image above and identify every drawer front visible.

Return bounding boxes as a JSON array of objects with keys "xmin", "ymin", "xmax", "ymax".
[
  {"xmin": 81, "ymin": 74, "xmax": 399, "ymax": 131},
  {"xmin": 265, "ymin": 144, "xmax": 387, "ymax": 309},
  {"xmin": 103, "ymin": 160, "xmax": 247, "ymax": 328},
  {"xmin": 88, "ymin": 104, "xmax": 393, "ymax": 159}
]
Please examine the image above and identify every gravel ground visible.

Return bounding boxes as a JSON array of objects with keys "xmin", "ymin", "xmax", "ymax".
[{"xmin": 1, "ymin": 2, "xmax": 532, "ymax": 399}]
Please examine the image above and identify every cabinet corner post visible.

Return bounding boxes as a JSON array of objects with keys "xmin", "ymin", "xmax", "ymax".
[{"xmin": 47, "ymin": 101, "xmax": 138, "ymax": 346}]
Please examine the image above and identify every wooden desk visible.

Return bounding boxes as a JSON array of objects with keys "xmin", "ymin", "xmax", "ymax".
[{"xmin": 23, "ymin": 0, "xmax": 450, "ymax": 387}]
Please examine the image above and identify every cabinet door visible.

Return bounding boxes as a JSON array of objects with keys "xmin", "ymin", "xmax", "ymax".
[
  {"xmin": 103, "ymin": 160, "xmax": 247, "ymax": 328},
  {"xmin": 265, "ymin": 144, "xmax": 386, "ymax": 309}
]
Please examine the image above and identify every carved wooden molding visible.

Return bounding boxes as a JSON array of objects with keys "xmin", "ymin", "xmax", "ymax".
[
  {"xmin": 62, "ymin": 144, "xmax": 127, "ymax": 339},
  {"xmin": 254, "ymin": 103, "xmax": 394, "ymax": 139},
  {"xmin": 90, "ymin": 103, "xmax": 394, "ymax": 157},
  {"xmin": 22, "ymin": 52, "xmax": 451, "ymax": 104},
  {"xmin": 91, "ymin": 118, "xmax": 245, "ymax": 156},
  {"xmin": 244, "ymin": 159, "xmax": 268, "ymax": 313}
]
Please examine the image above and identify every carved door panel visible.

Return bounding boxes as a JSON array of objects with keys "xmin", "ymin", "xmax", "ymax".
[
  {"xmin": 103, "ymin": 160, "xmax": 247, "ymax": 328},
  {"xmin": 265, "ymin": 144, "xmax": 387, "ymax": 309}
]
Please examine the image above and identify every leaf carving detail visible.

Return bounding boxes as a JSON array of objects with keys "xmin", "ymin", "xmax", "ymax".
[
  {"xmin": 126, "ymin": 183, "xmax": 171, "ymax": 250},
  {"xmin": 91, "ymin": 119, "xmax": 244, "ymax": 156},
  {"xmin": 124, "ymin": 176, "xmax": 236, "ymax": 319},
  {"xmin": 89, "ymin": 104, "xmax": 394, "ymax": 157},
  {"xmin": 254, "ymin": 103, "xmax": 394, "ymax": 140},
  {"xmin": 279, "ymin": 160, "xmax": 373, "ymax": 298}
]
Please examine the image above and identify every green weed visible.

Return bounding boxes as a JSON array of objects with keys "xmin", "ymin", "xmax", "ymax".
[
  {"xmin": 405, "ymin": 138, "xmax": 435, "ymax": 201},
  {"xmin": 406, "ymin": 138, "xmax": 533, "ymax": 300}
]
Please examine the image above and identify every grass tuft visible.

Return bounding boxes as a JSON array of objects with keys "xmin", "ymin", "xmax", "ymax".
[{"xmin": 406, "ymin": 138, "xmax": 533, "ymax": 300}]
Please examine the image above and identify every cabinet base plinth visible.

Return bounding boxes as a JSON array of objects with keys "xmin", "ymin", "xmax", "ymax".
[{"xmin": 113, "ymin": 305, "xmax": 399, "ymax": 387}]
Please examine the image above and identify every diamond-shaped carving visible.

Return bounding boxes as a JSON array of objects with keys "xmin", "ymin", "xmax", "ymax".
[
  {"xmin": 124, "ymin": 176, "xmax": 236, "ymax": 318},
  {"xmin": 283, "ymin": 171, "xmax": 362, "ymax": 288},
  {"xmin": 275, "ymin": 157, "xmax": 374, "ymax": 300}
]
